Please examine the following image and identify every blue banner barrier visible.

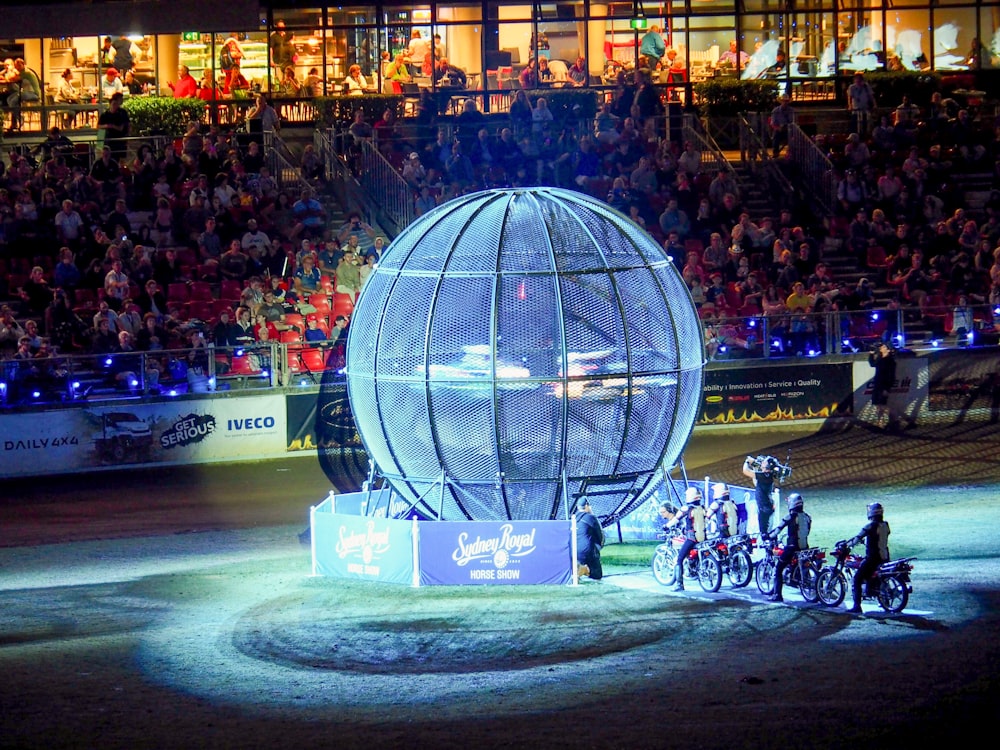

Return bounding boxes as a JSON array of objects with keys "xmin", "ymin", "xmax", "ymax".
[
  {"xmin": 417, "ymin": 521, "xmax": 572, "ymax": 586},
  {"xmin": 313, "ymin": 506, "xmax": 415, "ymax": 585}
]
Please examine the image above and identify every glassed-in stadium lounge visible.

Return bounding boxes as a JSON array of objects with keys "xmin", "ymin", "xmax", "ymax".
[{"xmin": 3, "ymin": 0, "xmax": 1000, "ymax": 125}]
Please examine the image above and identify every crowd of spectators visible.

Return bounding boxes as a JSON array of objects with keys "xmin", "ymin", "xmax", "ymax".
[
  {"xmin": 0, "ymin": 120, "xmax": 380, "ymax": 400},
  {"xmin": 370, "ymin": 72, "xmax": 1000, "ymax": 357},
  {"xmin": 3, "ymin": 73, "xmax": 1000, "ymax": 402}
]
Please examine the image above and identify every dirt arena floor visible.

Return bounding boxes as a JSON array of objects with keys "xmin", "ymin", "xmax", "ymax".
[{"xmin": 2, "ymin": 420, "xmax": 999, "ymax": 749}]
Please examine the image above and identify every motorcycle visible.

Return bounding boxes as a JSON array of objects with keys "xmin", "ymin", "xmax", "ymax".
[
  {"xmin": 755, "ymin": 535, "xmax": 826, "ymax": 602},
  {"xmin": 651, "ymin": 528, "xmax": 729, "ymax": 592},
  {"xmin": 652, "ymin": 529, "xmax": 753, "ymax": 593},
  {"xmin": 700, "ymin": 533, "xmax": 755, "ymax": 590},
  {"xmin": 816, "ymin": 540, "xmax": 915, "ymax": 613},
  {"xmin": 652, "ymin": 528, "xmax": 696, "ymax": 587}
]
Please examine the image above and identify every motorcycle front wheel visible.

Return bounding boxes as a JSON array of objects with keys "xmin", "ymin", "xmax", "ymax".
[
  {"xmin": 698, "ymin": 554, "xmax": 723, "ymax": 592},
  {"xmin": 878, "ymin": 576, "xmax": 909, "ymax": 613},
  {"xmin": 799, "ymin": 563, "xmax": 820, "ymax": 603},
  {"xmin": 727, "ymin": 549, "xmax": 753, "ymax": 588},
  {"xmin": 652, "ymin": 548, "xmax": 677, "ymax": 586},
  {"xmin": 755, "ymin": 557, "xmax": 777, "ymax": 596},
  {"xmin": 816, "ymin": 568, "xmax": 847, "ymax": 607}
]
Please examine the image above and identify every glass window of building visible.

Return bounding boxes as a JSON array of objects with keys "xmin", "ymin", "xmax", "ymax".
[
  {"xmin": 382, "ymin": 4, "xmax": 433, "ymax": 83},
  {"xmin": 837, "ymin": 6, "xmax": 886, "ymax": 73},
  {"xmin": 931, "ymin": 7, "xmax": 977, "ymax": 69},
  {"xmin": 740, "ymin": 12, "xmax": 791, "ymax": 82},
  {"xmin": 883, "ymin": 6, "xmax": 930, "ymax": 71},
  {"xmin": 787, "ymin": 3, "xmax": 834, "ymax": 79},
  {"xmin": 687, "ymin": 14, "xmax": 738, "ymax": 79},
  {"xmin": 977, "ymin": 6, "xmax": 1000, "ymax": 69},
  {"xmin": 436, "ymin": 2, "xmax": 485, "ymax": 90},
  {"xmin": 214, "ymin": 31, "xmax": 268, "ymax": 96},
  {"xmin": 533, "ymin": 1, "xmax": 585, "ymax": 87}
]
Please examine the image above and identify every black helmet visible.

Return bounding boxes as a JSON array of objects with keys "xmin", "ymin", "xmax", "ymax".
[
  {"xmin": 867, "ymin": 502, "xmax": 883, "ymax": 520},
  {"xmin": 787, "ymin": 493, "xmax": 804, "ymax": 512}
]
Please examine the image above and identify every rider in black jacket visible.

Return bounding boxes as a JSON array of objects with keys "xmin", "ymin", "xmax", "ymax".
[
  {"xmin": 768, "ymin": 493, "xmax": 811, "ymax": 602},
  {"xmin": 847, "ymin": 502, "xmax": 891, "ymax": 612}
]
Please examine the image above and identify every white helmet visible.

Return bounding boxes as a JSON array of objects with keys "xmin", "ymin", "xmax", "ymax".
[
  {"xmin": 711, "ymin": 482, "xmax": 729, "ymax": 500},
  {"xmin": 684, "ymin": 487, "xmax": 702, "ymax": 503}
]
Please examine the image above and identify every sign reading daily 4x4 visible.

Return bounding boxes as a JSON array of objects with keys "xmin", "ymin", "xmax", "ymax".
[{"xmin": 0, "ymin": 395, "xmax": 289, "ymax": 478}]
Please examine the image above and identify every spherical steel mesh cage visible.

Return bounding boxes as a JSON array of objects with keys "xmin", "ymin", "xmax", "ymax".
[{"xmin": 345, "ymin": 188, "xmax": 705, "ymax": 523}]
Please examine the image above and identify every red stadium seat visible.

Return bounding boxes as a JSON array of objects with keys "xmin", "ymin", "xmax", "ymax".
[
  {"xmin": 309, "ymin": 293, "xmax": 332, "ymax": 313},
  {"xmin": 220, "ymin": 279, "xmax": 243, "ymax": 301},
  {"xmin": 167, "ymin": 282, "xmax": 190, "ymax": 303},
  {"xmin": 189, "ymin": 281, "xmax": 213, "ymax": 301},
  {"xmin": 229, "ymin": 354, "xmax": 262, "ymax": 375},
  {"xmin": 299, "ymin": 347, "xmax": 329, "ymax": 372}
]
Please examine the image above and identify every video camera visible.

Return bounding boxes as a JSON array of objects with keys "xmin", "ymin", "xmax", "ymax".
[{"xmin": 746, "ymin": 454, "xmax": 792, "ymax": 484}]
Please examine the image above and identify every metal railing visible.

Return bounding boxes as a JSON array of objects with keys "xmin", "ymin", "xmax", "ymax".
[
  {"xmin": 0, "ymin": 342, "xmax": 341, "ymax": 408},
  {"xmin": 702, "ymin": 307, "xmax": 909, "ymax": 361},
  {"xmin": 316, "ymin": 127, "xmax": 371, "ymax": 226},
  {"xmin": 787, "ymin": 123, "xmax": 837, "ymax": 215},
  {"xmin": 681, "ymin": 114, "xmax": 736, "ymax": 177},
  {"xmin": 266, "ymin": 130, "xmax": 311, "ymax": 192},
  {"xmin": 739, "ymin": 114, "xmax": 796, "ymax": 210},
  {"xmin": 3, "ymin": 303, "xmax": 994, "ymax": 409},
  {"xmin": 341, "ymin": 132, "xmax": 415, "ymax": 236}
]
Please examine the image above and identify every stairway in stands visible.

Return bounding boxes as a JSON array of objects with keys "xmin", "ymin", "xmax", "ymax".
[{"xmin": 731, "ymin": 163, "xmax": 782, "ymax": 222}]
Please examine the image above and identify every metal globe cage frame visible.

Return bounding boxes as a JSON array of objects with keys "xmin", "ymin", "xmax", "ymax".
[{"xmin": 345, "ymin": 188, "xmax": 705, "ymax": 524}]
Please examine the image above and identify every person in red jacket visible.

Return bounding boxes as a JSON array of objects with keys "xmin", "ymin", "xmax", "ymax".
[{"xmin": 168, "ymin": 65, "xmax": 198, "ymax": 98}]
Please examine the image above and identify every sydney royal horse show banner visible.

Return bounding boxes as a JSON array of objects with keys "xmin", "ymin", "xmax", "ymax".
[{"xmin": 311, "ymin": 493, "xmax": 574, "ymax": 586}]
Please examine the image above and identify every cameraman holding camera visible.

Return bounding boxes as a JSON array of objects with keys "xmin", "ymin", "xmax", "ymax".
[
  {"xmin": 868, "ymin": 341, "xmax": 897, "ymax": 430},
  {"xmin": 743, "ymin": 455, "xmax": 779, "ymax": 535}
]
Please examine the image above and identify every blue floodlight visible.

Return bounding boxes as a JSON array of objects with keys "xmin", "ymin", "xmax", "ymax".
[{"xmin": 168, "ymin": 389, "xmax": 178, "ymax": 396}]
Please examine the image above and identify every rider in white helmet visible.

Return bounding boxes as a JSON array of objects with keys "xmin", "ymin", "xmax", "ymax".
[
  {"xmin": 706, "ymin": 482, "xmax": 732, "ymax": 538},
  {"xmin": 664, "ymin": 486, "xmax": 704, "ymax": 591}
]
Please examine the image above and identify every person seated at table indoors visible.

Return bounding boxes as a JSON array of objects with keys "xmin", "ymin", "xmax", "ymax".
[
  {"xmin": 536, "ymin": 57, "xmax": 554, "ymax": 86},
  {"xmin": 717, "ymin": 40, "xmax": 750, "ymax": 69},
  {"xmin": 168, "ymin": 65, "xmax": 198, "ymax": 99},
  {"xmin": 568, "ymin": 57, "xmax": 588, "ymax": 87},
  {"xmin": 433, "ymin": 58, "xmax": 467, "ymax": 88},
  {"xmin": 197, "ymin": 72, "xmax": 220, "ymax": 101},
  {"xmin": 765, "ymin": 49, "xmax": 788, "ymax": 77},
  {"xmin": 56, "ymin": 68, "xmax": 80, "ymax": 103},
  {"xmin": 302, "ymin": 67, "xmax": 322, "ymax": 97},
  {"xmin": 519, "ymin": 58, "xmax": 538, "ymax": 89},
  {"xmin": 278, "ymin": 65, "xmax": 301, "ymax": 97},
  {"xmin": 54, "ymin": 68, "xmax": 82, "ymax": 129},
  {"xmin": 344, "ymin": 64, "xmax": 371, "ymax": 95},
  {"xmin": 386, "ymin": 53, "xmax": 412, "ymax": 83},
  {"xmin": 101, "ymin": 67, "xmax": 124, "ymax": 100}
]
